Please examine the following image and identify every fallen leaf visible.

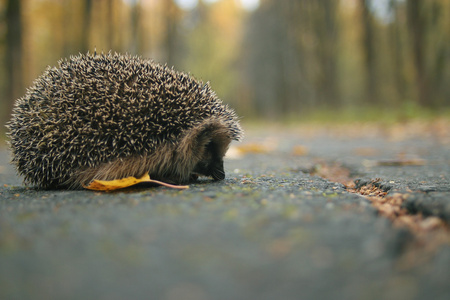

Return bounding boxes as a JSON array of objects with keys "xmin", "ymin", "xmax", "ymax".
[
  {"xmin": 235, "ymin": 143, "xmax": 273, "ymax": 154},
  {"xmin": 225, "ymin": 146, "xmax": 243, "ymax": 159},
  {"xmin": 353, "ymin": 147, "xmax": 380, "ymax": 156},
  {"xmin": 291, "ymin": 145, "xmax": 309, "ymax": 156},
  {"xmin": 84, "ymin": 173, "xmax": 189, "ymax": 191}
]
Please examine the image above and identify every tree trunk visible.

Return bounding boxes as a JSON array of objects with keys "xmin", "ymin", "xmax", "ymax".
[
  {"xmin": 388, "ymin": 0, "xmax": 406, "ymax": 104},
  {"xmin": 163, "ymin": 0, "xmax": 178, "ymax": 66},
  {"xmin": 407, "ymin": 0, "xmax": 429, "ymax": 107},
  {"xmin": 5, "ymin": 0, "xmax": 23, "ymax": 121},
  {"xmin": 81, "ymin": 0, "xmax": 93, "ymax": 53},
  {"xmin": 130, "ymin": 0, "xmax": 142, "ymax": 55},
  {"xmin": 359, "ymin": 0, "xmax": 378, "ymax": 105},
  {"xmin": 107, "ymin": 0, "xmax": 115, "ymax": 50}
]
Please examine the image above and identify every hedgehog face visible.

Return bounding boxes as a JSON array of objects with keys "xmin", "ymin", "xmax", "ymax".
[
  {"xmin": 176, "ymin": 119, "xmax": 232, "ymax": 183},
  {"xmin": 192, "ymin": 141, "xmax": 225, "ymax": 181}
]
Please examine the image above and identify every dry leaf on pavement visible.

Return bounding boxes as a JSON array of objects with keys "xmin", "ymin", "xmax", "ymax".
[{"xmin": 84, "ymin": 173, "xmax": 189, "ymax": 191}]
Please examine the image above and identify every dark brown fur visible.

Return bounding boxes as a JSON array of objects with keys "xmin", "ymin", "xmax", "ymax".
[{"xmin": 71, "ymin": 118, "xmax": 231, "ymax": 188}]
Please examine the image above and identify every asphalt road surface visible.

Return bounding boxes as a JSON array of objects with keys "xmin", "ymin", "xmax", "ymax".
[{"xmin": 1, "ymin": 125, "xmax": 449, "ymax": 300}]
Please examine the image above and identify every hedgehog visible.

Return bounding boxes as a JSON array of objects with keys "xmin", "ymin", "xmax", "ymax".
[{"xmin": 7, "ymin": 52, "xmax": 243, "ymax": 189}]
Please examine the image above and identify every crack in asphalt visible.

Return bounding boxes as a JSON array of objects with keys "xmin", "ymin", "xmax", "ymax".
[{"xmin": 307, "ymin": 162, "xmax": 450, "ymax": 251}]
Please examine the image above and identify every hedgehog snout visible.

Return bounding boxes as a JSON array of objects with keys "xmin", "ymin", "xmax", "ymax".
[
  {"xmin": 210, "ymin": 160, "xmax": 225, "ymax": 180},
  {"xmin": 193, "ymin": 156, "xmax": 225, "ymax": 181},
  {"xmin": 192, "ymin": 141, "xmax": 225, "ymax": 181}
]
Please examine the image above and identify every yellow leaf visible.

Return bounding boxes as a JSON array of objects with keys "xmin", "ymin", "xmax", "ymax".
[
  {"xmin": 291, "ymin": 145, "xmax": 309, "ymax": 156},
  {"xmin": 236, "ymin": 143, "xmax": 272, "ymax": 154},
  {"xmin": 84, "ymin": 173, "xmax": 189, "ymax": 191}
]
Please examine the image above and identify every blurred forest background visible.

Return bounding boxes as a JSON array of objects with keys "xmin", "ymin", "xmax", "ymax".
[{"xmin": 1, "ymin": 0, "xmax": 449, "ymax": 131}]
